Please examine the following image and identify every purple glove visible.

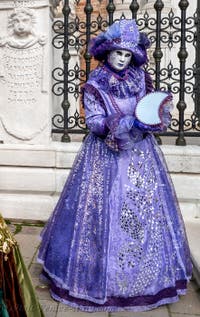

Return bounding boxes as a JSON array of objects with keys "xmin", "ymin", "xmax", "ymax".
[
  {"xmin": 106, "ymin": 114, "xmax": 135, "ymax": 136},
  {"xmin": 105, "ymin": 114, "xmax": 144, "ymax": 151}
]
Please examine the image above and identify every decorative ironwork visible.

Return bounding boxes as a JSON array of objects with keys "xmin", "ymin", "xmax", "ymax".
[
  {"xmin": 84, "ymin": 0, "xmax": 93, "ymax": 80},
  {"xmin": 51, "ymin": 0, "xmax": 200, "ymax": 145},
  {"xmin": 194, "ymin": 0, "xmax": 200, "ymax": 119},
  {"xmin": 175, "ymin": 0, "xmax": 189, "ymax": 145},
  {"xmin": 153, "ymin": 1, "xmax": 164, "ymax": 90},
  {"xmin": 130, "ymin": 0, "xmax": 139, "ymax": 19},
  {"xmin": 60, "ymin": 0, "xmax": 71, "ymax": 142},
  {"xmin": 106, "ymin": 0, "xmax": 115, "ymax": 25},
  {"xmin": 52, "ymin": 20, "xmax": 64, "ymax": 49}
]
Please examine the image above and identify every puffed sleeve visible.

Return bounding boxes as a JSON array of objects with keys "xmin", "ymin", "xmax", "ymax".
[{"xmin": 83, "ymin": 85, "xmax": 109, "ymax": 137}]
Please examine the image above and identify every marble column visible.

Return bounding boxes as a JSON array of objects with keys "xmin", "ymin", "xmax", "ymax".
[{"xmin": 0, "ymin": 0, "xmax": 52, "ymax": 144}]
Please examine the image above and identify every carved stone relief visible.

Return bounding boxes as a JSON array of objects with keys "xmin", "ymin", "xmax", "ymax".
[
  {"xmin": 14, "ymin": 0, "xmax": 36, "ymax": 7},
  {"xmin": 0, "ymin": 8, "xmax": 49, "ymax": 142}
]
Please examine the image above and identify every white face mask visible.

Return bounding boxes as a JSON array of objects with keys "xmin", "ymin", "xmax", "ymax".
[{"xmin": 107, "ymin": 49, "xmax": 132, "ymax": 71}]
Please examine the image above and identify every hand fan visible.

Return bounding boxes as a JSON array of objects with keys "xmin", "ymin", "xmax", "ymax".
[{"xmin": 135, "ymin": 91, "xmax": 173, "ymax": 126}]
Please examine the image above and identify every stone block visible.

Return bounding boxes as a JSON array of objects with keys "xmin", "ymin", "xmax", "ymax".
[
  {"xmin": 56, "ymin": 151, "xmax": 78, "ymax": 169},
  {"xmin": 0, "ymin": 167, "xmax": 55, "ymax": 193},
  {"xmin": 162, "ymin": 145, "xmax": 200, "ymax": 173},
  {"xmin": 55, "ymin": 169, "xmax": 70, "ymax": 194},
  {"xmin": 0, "ymin": 193, "xmax": 56, "ymax": 220},
  {"xmin": 171, "ymin": 174, "xmax": 200, "ymax": 201},
  {"xmin": 179, "ymin": 202, "xmax": 200, "ymax": 221},
  {"xmin": 0, "ymin": 145, "xmax": 55, "ymax": 167},
  {"xmin": 54, "ymin": 142, "xmax": 81, "ymax": 168}
]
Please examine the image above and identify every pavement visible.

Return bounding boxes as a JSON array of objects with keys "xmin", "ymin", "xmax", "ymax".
[
  {"xmin": 8, "ymin": 222, "xmax": 200, "ymax": 317},
  {"xmin": 185, "ymin": 220, "xmax": 200, "ymax": 289}
]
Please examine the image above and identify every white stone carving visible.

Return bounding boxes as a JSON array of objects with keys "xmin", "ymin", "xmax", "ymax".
[
  {"xmin": 0, "ymin": 8, "xmax": 49, "ymax": 142},
  {"xmin": 50, "ymin": 0, "xmax": 63, "ymax": 17},
  {"xmin": 14, "ymin": 0, "xmax": 36, "ymax": 7},
  {"xmin": 0, "ymin": 0, "xmax": 48, "ymax": 10}
]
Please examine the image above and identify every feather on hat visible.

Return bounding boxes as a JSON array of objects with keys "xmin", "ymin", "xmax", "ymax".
[{"xmin": 89, "ymin": 19, "xmax": 150, "ymax": 66}]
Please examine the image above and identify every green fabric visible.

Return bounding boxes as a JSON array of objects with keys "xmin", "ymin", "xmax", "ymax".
[
  {"xmin": 0, "ymin": 289, "xmax": 10, "ymax": 317},
  {"xmin": 13, "ymin": 246, "xmax": 44, "ymax": 317}
]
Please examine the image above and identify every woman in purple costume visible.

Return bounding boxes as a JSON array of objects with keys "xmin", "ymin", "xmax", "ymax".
[{"xmin": 38, "ymin": 19, "xmax": 192, "ymax": 312}]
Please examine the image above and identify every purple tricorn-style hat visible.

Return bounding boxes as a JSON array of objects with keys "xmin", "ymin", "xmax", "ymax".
[{"xmin": 89, "ymin": 19, "xmax": 151, "ymax": 66}]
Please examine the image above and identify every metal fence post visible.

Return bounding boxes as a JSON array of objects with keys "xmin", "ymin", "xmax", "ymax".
[
  {"xmin": 106, "ymin": 0, "xmax": 115, "ymax": 25},
  {"xmin": 84, "ymin": 0, "xmax": 93, "ymax": 81},
  {"xmin": 130, "ymin": 0, "xmax": 139, "ymax": 19},
  {"xmin": 195, "ymin": 0, "xmax": 200, "ymax": 119},
  {"xmin": 176, "ymin": 0, "xmax": 189, "ymax": 145},
  {"xmin": 61, "ymin": 0, "xmax": 71, "ymax": 142}
]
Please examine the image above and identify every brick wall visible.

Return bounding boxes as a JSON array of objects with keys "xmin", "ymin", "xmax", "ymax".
[
  {"xmin": 76, "ymin": 0, "xmax": 108, "ymax": 70},
  {"xmin": 75, "ymin": 1, "xmax": 108, "ymax": 115}
]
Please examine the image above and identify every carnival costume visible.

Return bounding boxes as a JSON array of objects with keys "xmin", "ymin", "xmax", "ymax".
[{"xmin": 38, "ymin": 19, "xmax": 192, "ymax": 312}]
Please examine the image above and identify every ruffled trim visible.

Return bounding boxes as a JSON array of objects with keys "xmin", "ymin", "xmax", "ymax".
[{"xmin": 87, "ymin": 65, "xmax": 144, "ymax": 98}]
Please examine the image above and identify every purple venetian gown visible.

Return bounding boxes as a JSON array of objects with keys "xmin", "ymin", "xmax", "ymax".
[{"xmin": 38, "ymin": 64, "xmax": 192, "ymax": 312}]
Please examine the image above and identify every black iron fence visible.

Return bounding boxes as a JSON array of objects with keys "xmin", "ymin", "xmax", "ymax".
[{"xmin": 52, "ymin": 0, "xmax": 200, "ymax": 145}]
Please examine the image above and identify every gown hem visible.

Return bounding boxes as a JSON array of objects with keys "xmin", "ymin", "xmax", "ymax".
[{"xmin": 50, "ymin": 289, "xmax": 187, "ymax": 313}]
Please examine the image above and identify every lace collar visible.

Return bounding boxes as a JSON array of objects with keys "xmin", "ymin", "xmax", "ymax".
[{"xmin": 89, "ymin": 64, "xmax": 144, "ymax": 98}]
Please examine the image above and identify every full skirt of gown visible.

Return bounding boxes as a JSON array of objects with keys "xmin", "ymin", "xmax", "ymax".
[{"xmin": 38, "ymin": 132, "xmax": 192, "ymax": 312}]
